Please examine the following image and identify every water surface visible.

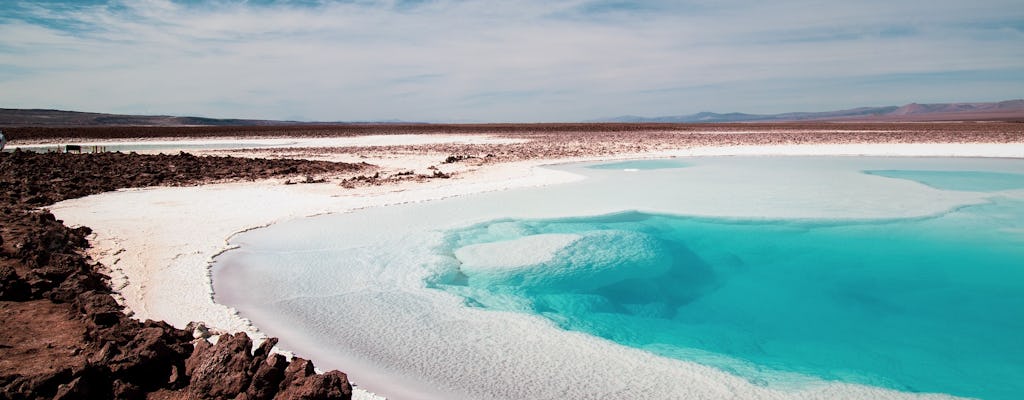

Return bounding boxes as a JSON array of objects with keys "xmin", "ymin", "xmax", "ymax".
[
  {"xmin": 214, "ymin": 156, "xmax": 1024, "ymax": 400},
  {"xmin": 433, "ymin": 199, "xmax": 1024, "ymax": 399}
]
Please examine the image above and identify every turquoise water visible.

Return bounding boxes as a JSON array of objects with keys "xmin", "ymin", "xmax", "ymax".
[
  {"xmin": 866, "ymin": 170, "xmax": 1024, "ymax": 192},
  {"xmin": 586, "ymin": 159, "xmax": 691, "ymax": 170},
  {"xmin": 431, "ymin": 174, "xmax": 1024, "ymax": 399}
]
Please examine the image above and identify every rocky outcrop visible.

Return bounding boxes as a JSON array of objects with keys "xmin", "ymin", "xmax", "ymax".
[
  {"xmin": 0, "ymin": 151, "xmax": 357, "ymax": 400},
  {"xmin": 183, "ymin": 334, "xmax": 352, "ymax": 400}
]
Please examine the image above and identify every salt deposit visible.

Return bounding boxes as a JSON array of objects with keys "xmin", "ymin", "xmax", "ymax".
[{"xmin": 453, "ymin": 233, "xmax": 581, "ymax": 271}]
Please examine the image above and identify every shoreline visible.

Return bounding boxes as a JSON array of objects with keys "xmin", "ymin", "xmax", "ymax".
[
  {"xmin": 48, "ymin": 141, "xmax": 1024, "ymax": 399},
  {"xmin": 0, "ymin": 151, "xmax": 365, "ymax": 399}
]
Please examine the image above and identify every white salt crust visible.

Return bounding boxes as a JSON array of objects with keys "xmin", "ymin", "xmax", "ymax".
[{"xmin": 454, "ymin": 233, "xmax": 581, "ymax": 271}]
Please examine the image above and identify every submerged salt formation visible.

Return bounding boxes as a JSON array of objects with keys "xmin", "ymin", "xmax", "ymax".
[
  {"xmin": 215, "ymin": 156, "xmax": 1024, "ymax": 399},
  {"xmin": 437, "ymin": 203, "xmax": 1024, "ymax": 399}
]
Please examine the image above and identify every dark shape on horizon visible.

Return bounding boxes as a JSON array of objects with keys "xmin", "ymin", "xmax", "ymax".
[
  {"xmin": 592, "ymin": 99, "xmax": 1024, "ymax": 123},
  {"xmin": 1, "ymin": 99, "xmax": 1022, "ymax": 127}
]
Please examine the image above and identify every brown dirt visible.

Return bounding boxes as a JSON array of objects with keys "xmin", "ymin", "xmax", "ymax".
[
  {"xmin": 5, "ymin": 121, "xmax": 1021, "ymax": 143},
  {"xmin": 0, "ymin": 300, "xmax": 89, "ymax": 379},
  {"xmin": 229, "ymin": 123, "xmax": 1024, "ymax": 165}
]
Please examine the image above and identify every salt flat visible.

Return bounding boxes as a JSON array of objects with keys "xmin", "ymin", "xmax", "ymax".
[{"xmin": 48, "ymin": 136, "xmax": 1024, "ymax": 400}]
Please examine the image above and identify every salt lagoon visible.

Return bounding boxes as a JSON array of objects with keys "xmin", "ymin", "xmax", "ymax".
[{"xmin": 213, "ymin": 156, "xmax": 1024, "ymax": 399}]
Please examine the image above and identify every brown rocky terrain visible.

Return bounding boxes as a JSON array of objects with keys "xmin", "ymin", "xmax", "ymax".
[
  {"xmin": 225, "ymin": 122, "xmax": 1024, "ymax": 164},
  {"xmin": 6, "ymin": 121, "xmax": 1021, "ymax": 144},
  {"xmin": 0, "ymin": 151, "xmax": 367, "ymax": 399}
]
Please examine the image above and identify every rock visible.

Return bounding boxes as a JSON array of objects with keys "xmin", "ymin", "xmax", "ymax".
[
  {"xmin": 89, "ymin": 341, "xmax": 119, "ymax": 365},
  {"xmin": 53, "ymin": 366, "xmax": 112, "ymax": 400},
  {"xmin": 277, "ymin": 357, "xmax": 316, "ymax": 394},
  {"xmin": 3, "ymin": 368, "xmax": 72, "ymax": 399},
  {"xmin": 185, "ymin": 339, "xmax": 212, "ymax": 377},
  {"xmin": 187, "ymin": 332, "xmax": 254, "ymax": 399},
  {"xmin": 0, "ymin": 264, "xmax": 30, "ymax": 301},
  {"xmin": 53, "ymin": 376, "xmax": 89, "ymax": 400},
  {"xmin": 246, "ymin": 354, "xmax": 288, "ymax": 400},
  {"xmin": 74, "ymin": 291, "xmax": 122, "ymax": 329},
  {"xmin": 276, "ymin": 370, "xmax": 353, "ymax": 400},
  {"xmin": 107, "ymin": 324, "xmax": 188, "ymax": 391},
  {"xmin": 252, "ymin": 337, "xmax": 279, "ymax": 362},
  {"xmin": 32, "ymin": 253, "xmax": 80, "ymax": 281},
  {"xmin": 111, "ymin": 379, "xmax": 143, "ymax": 400},
  {"xmin": 48, "ymin": 272, "xmax": 107, "ymax": 303},
  {"xmin": 186, "ymin": 321, "xmax": 211, "ymax": 340}
]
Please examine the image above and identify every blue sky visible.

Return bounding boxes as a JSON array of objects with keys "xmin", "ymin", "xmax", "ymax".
[{"xmin": 1, "ymin": 0, "xmax": 1022, "ymax": 122}]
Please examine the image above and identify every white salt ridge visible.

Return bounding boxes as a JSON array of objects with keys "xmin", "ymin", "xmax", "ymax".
[
  {"xmin": 454, "ymin": 233, "xmax": 580, "ymax": 271},
  {"xmin": 48, "ymin": 142, "xmax": 1024, "ymax": 400},
  {"xmin": 455, "ymin": 231, "xmax": 671, "ymax": 291}
]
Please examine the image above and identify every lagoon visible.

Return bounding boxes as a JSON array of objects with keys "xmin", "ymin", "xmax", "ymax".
[{"xmin": 213, "ymin": 156, "xmax": 1024, "ymax": 399}]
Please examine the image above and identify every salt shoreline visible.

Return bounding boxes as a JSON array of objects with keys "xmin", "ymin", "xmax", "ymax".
[{"xmin": 49, "ymin": 141, "xmax": 1024, "ymax": 400}]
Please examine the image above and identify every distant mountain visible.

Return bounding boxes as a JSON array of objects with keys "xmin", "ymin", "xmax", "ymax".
[
  {"xmin": 594, "ymin": 100, "xmax": 1024, "ymax": 123},
  {"xmin": 0, "ymin": 108, "xmax": 314, "ymax": 127},
  {"xmin": 0, "ymin": 109, "xmax": 422, "ymax": 127},
  {"xmin": 3, "ymin": 100, "xmax": 1023, "ymax": 127}
]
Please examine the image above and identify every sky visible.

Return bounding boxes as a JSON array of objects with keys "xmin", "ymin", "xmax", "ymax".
[{"xmin": 1, "ymin": 0, "xmax": 1022, "ymax": 122}]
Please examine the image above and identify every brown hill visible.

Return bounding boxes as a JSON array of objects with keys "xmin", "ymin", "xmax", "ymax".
[{"xmin": 0, "ymin": 109, "xmax": 304, "ymax": 127}]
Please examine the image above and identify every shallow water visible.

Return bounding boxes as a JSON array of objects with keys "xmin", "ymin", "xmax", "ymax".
[
  {"xmin": 213, "ymin": 156, "xmax": 1024, "ymax": 400},
  {"xmin": 584, "ymin": 158, "xmax": 691, "ymax": 170},
  {"xmin": 866, "ymin": 169, "xmax": 1024, "ymax": 191},
  {"xmin": 432, "ymin": 200, "xmax": 1024, "ymax": 399}
]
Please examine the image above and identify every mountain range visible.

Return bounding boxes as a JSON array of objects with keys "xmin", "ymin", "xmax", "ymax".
[
  {"xmin": 594, "ymin": 99, "xmax": 1024, "ymax": 123},
  {"xmin": 2, "ymin": 99, "xmax": 1023, "ymax": 127}
]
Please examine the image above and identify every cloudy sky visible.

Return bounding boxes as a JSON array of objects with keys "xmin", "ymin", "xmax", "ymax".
[{"xmin": 2, "ymin": 0, "xmax": 1022, "ymax": 122}]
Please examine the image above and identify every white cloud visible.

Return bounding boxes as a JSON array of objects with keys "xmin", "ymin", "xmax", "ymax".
[{"xmin": 1, "ymin": 0, "xmax": 1022, "ymax": 121}]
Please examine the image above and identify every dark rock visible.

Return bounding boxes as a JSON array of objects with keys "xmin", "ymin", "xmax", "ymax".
[
  {"xmin": 107, "ymin": 324, "xmax": 189, "ymax": 391},
  {"xmin": 184, "ymin": 338, "xmax": 212, "ymax": 377},
  {"xmin": 247, "ymin": 353, "xmax": 288, "ymax": 400},
  {"xmin": 4, "ymin": 368, "xmax": 73, "ymax": 399},
  {"xmin": 278, "ymin": 357, "xmax": 316, "ymax": 394},
  {"xmin": 277, "ymin": 370, "xmax": 353, "ymax": 400},
  {"xmin": 187, "ymin": 332, "xmax": 254, "ymax": 399},
  {"xmin": 75, "ymin": 291, "xmax": 122, "ymax": 328},
  {"xmin": 112, "ymin": 379, "xmax": 143, "ymax": 400},
  {"xmin": 89, "ymin": 342, "xmax": 119, "ymax": 365},
  {"xmin": 32, "ymin": 254, "xmax": 81, "ymax": 281},
  {"xmin": 49, "ymin": 272, "xmax": 107, "ymax": 303},
  {"xmin": 0, "ymin": 264, "xmax": 30, "ymax": 300},
  {"xmin": 53, "ymin": 366, "xmax": 112, "ymax": 400},
  {"xmin": 252, "ymin": 337, "xmax": 279, "ymax": 368}
]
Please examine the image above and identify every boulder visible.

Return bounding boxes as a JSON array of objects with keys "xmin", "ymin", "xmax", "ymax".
[
  {"xmin": 186, "ymin": 332, "xmax": 254, "ymax": 399},
  {"xmin": 277, "ymin": 370, "xmax": 352, "ymax": 400}
]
